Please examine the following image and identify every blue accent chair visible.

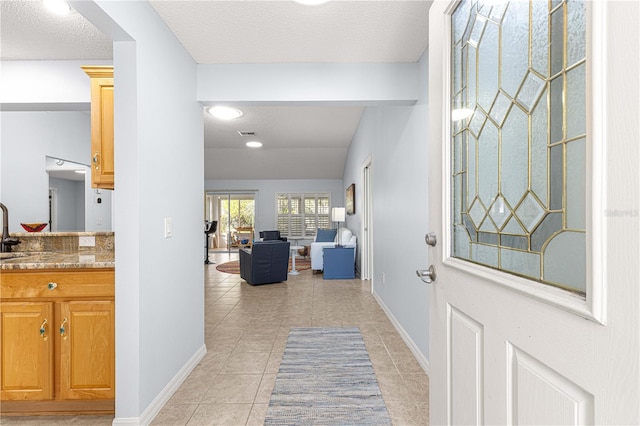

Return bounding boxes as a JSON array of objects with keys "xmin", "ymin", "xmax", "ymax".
[
  {"xmin": 239, "ymin": 240, "xmax": 291, "ymax": 285},
  {"xmin": 259, "ymin": 230, "xmax": 288, "ymax": 242}
]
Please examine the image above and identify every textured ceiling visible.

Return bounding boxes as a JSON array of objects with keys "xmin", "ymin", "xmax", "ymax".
[
  {"xmin": 149, "ymin": 1, "xmax": 430, "ymax": 64},
  {"xmin": 1, "ymin": 0, "xmax": 431, "ymax": 180},
  {"xmin": 0, "ymin": 0, "xmax": 112, "ymax": 60}
]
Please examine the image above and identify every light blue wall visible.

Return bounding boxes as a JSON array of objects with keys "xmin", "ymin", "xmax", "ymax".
[
  {"xmin": 343, "ymin": 50, "xmax": 430, "ymax": 364},
  {"xmin": 0, "ymin": 111, "xmax": 111, "ymax": 232},
  {"xmin": 0, "ymin": 59, "xmax": 108, "ymax": 108},
  {"xmin": 49, "ymin": 177, "xmax": 84, "ymax": 231},
  {"xmin": 198, "ymin": 63, "xmax": 419, "ymax": 105},
  {"xmin": 205, "ymin": 178, "xmax": 344, "ymax": 245},
  {"xmin": 85, "ymin": 0, "xmax": 205, "ymax": 420}
]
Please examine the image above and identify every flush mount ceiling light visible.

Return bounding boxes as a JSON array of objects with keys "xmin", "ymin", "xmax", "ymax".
[
  {"xmin": 246, "ymin": 141, "xmax": 263, "ymax": 148},
  {"xmin": 43, "ymin": 0, "xmax": 71, "ymax": 15},
  {"xmin": 208, "ymin": 106, "xmax": 243, "ymax": 120}
]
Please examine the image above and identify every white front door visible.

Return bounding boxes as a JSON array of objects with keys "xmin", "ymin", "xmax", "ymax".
[{"xmin": 427, "ymin": 1, "xmax": 639, "ymax": 424}]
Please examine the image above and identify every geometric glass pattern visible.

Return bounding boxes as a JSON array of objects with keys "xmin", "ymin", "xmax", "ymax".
[
  {"xmin": 469, "ymin": 198, "xmax": 487, "ymax": 228},
  {"xmin": 468, "ymin": 109, "xmax": 486, "ymax": 137},
  {"xmin": 451, "ymin": 0, "xmax": 587, "ymax": 295},
  {"xmin": 489, "ymin": 91, "xmax": 512, "ymax": 126},
  {"xmin": 515, "ymin": 192, "xmax": 546, "ymax": 232},
  {"xmin": 488, "ymin": 195, "xmax": 510, "ymax": 229},
  {"xmin": 517, "ymin": 71, "xmax": 546, "ymax": 112}
]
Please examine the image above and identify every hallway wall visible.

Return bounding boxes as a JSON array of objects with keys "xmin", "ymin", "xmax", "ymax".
[
  {"xmin": 343, "ymin": 50, "xmax": 430, "ymax": 368},
  {"xmin": 83, "ymin": 1, "xmax": 205, "ymax": 422}
]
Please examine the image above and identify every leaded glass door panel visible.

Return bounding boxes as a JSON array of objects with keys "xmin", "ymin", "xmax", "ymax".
[{"xmin": 451, "ymin": 0, "xmax": 587, "ymax": 294}]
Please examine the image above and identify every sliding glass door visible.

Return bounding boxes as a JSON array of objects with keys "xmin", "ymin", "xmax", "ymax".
[{"xmin": 205, "ymin": 191, "xmax": 256, "ymax": 254}]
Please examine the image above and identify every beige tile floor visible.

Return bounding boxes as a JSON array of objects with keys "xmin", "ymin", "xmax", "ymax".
[{"xmin": 1, "ymin": 252, "xmax": 429, "ymax": 425}]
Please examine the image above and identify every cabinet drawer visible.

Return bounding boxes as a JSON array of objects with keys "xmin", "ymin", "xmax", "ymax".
[{"xmin": 0, "ymin": 270, "xmax": 114, "ymax": 299}]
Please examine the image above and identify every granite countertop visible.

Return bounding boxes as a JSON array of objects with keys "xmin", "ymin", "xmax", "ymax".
[
  {"xmin": 10, "ymin": 231, "xmax": 114, "ymax": 237},
  {"xmin": 0, "ymin": 251, "xmax": 115, "ymax": 270},
  {"xmin": 1, "ymin": 231, "xmax": 115, "ymax": 270}
]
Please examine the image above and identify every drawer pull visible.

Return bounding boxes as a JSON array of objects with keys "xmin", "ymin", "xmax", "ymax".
[
  {"xmin": 60, "ymin": 318, "xmax": 68, "ymax": 338},
  {"xmin": 40, "ymin": 319, "xmax": 48, "ymax": 339},
  {"xmin": 47, "ymin": 282, "xmax": 57, "ymax": 290}
]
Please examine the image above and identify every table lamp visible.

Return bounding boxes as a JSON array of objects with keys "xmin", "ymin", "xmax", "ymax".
[{"xmin": 331, "ymin": 207, "xmax": 346, "ymax": 247}]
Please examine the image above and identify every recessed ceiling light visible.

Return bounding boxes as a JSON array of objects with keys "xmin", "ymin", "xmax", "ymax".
[
  {"xmin": 208, "ymin": 106, "xmax": 243, "ymax": 120},
  {"xmin": 43, "ymin": 0, "xmax": 71, "ymax": 15},
  {"xmin": 246, "ymin": 141, "xmax": 263, "ymax": 148}
]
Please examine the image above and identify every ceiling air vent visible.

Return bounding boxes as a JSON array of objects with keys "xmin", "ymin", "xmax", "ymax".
[{"xmin": 237, "ymin": 131, "xmax": 256, "ymax": 137}]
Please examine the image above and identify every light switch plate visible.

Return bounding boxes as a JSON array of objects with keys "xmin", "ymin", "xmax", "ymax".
[{"xmin": 164, "ymin": 218, "xmax": 173, "ymax": 238}]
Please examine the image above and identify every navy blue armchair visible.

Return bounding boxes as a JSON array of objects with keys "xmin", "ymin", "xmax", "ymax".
[
  {"xmin": 259, "ymin": 230, "xmax": 287, "ymax": 242},
  {"xmin": 239, "ymin": 240, "xmax": 291, "ymax": 285}
]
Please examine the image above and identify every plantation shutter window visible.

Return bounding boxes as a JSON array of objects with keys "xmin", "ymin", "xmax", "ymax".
[{"xmin": 277, "ymin": 193, "xmax": 331, "ymax": 239}]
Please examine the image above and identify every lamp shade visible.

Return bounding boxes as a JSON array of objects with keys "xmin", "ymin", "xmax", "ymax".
[{"xmin": 331, "ymin": 207, "xmax": 346, "ymax": 222}]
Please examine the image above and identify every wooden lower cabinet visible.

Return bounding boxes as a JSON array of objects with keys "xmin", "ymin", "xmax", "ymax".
[
  {"xmin": 0, "ymin": 302, "xmax": 54, "ymax": 401},
  {"xmin": 0, "ymin": 269, "xmax": 114, "ymax": 415},
  {"xmin": 59, "ymin": 300, "xmax": 115, "ymax": 400}
]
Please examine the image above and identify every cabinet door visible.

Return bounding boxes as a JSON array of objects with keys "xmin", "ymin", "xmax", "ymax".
[
  {"xmin": 59, "ymin": 301, "xmax": 115, "ymax": 400},
  {"xmin": 0, "ymin": 302, "xmax": 54, "ymax": 400},
  {"xmin": 82, "ymin": 65, "xmax": 114, "ymax": 190},
  {"xmin": 91, "ymin": 77, "xmax": 114, "ymax": 189},
  {"xmin": 323, "ymin": 247, "xmax": 355, "ymax": 279}
]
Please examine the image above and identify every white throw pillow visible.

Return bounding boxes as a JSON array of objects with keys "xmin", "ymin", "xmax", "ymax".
[{"xmin": 340, "ymin": 228, "xmax": 352, "ymax": 244}]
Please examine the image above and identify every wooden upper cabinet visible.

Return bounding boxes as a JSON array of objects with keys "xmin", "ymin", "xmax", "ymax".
[{"xmin": 82, "ymin": 66, "xmax": 114, "ymax": 190}]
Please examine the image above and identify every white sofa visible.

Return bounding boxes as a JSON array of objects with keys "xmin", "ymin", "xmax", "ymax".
[{"xmin": 310, "ymin": 228, "xmax": 357, "ymax": 272}]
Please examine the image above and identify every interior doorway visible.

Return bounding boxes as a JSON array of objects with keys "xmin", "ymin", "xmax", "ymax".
[
  {"xmin": 205, "ymin": 191, "xmax": 256, "ymax": 254},
  {"xmin": 361, "ymin": 157, "xmax": 373, "ymax": 281}
]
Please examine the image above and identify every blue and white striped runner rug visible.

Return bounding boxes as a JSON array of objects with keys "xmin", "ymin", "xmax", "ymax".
[{"xmin": 265, "ymin": 327, "xmax": 392, "ymax": 425}]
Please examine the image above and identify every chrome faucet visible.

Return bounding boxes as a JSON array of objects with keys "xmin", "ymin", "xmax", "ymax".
[{"xmin": 0, "ymin": 203, "xmax": 21, "ymax": 252}]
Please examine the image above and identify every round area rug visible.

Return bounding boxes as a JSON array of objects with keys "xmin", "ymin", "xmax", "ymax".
[{"xmin": 215, "ymin": 258, "xmax": 311, "ymax": 274}]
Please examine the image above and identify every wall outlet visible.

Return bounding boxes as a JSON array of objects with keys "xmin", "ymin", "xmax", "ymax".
[
  {"xmin": 381, "ymin": 272, "xmax": 385, "ymax": 284},
  {"xmin": 78, "ymin": 254, "xmax": 96, "ymax": 263},
  {"xmin": 164, "ymin": 217, "xmax": 173, "ymax": 238},
  {"xmin": 79, "ymin": 236, "xmax": 96, "ymax": 247}
]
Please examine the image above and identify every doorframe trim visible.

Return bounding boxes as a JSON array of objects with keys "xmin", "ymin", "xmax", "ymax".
[{"xmin": 360, "ymin": 155, "xmax": 373, "ymax": 281}]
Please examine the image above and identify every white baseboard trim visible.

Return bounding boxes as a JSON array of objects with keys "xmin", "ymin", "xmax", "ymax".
[
  {"xmin": 112, "ymin": 344, "xmax": 207, "ymax": 426},
  {"xmin": 110, "ymin": 418, "xmax": 139, "ymax": 425},
  {"xmin": 372, "ymin": 290, "xmax": 430, "ymax": 375}
]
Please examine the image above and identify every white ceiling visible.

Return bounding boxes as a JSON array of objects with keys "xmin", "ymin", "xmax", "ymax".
[
  {"xmin": 148, "ymin": 1, "xmax": 430, "ymax": 64},
  {"xmin": 48, "ymin": 169, "xmax": 86, "ymax": 182},
  {"xmin": 1, "ymin": 0, "xmax": 431, "ymax": 180}
]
